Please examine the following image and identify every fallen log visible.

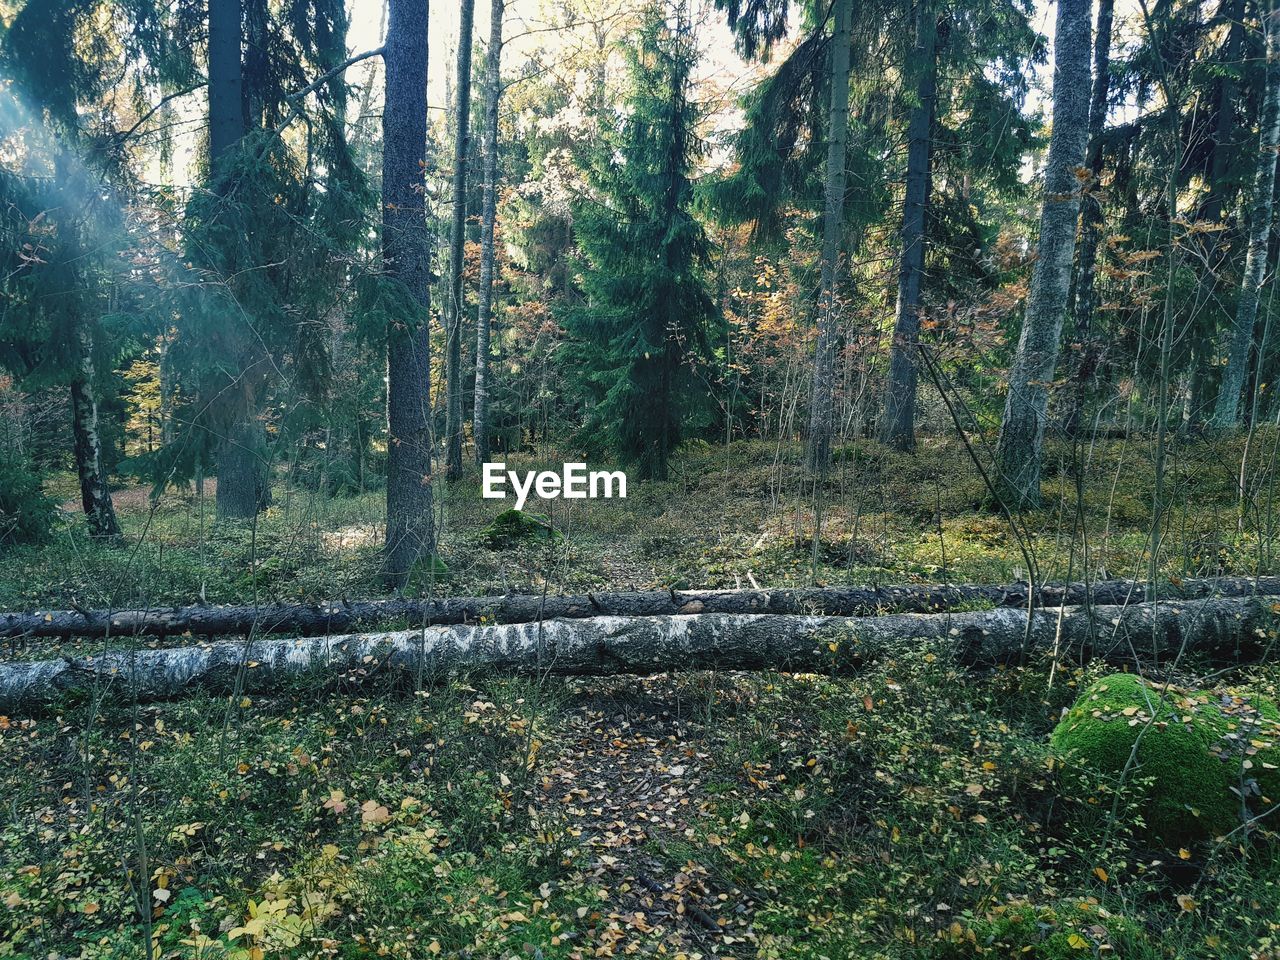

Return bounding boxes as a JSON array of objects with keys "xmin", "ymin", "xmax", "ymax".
[
  {"xmin": 3, "ymin": 576, "xmax": 1278, "ymax": 641},
  {"xmin": 2, "ymin": 596, "xmax": 1274, "ymax": 711}
]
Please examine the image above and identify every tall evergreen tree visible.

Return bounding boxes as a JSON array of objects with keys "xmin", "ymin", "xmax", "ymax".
[
  {"xmin": 805, "ymin": 0, "xmax": 854, "ymax": 473},
  {"xmin": 382, "ymin": 0, "xmax": 436, "ymax": 585},
  {"xmin": 878, "ymin": 0, "xmax": 937, "ymax": 452},
  {"xmin": 561, "ymin": 2, "xmax": 718, "ymax": 482},
  {"xmin": 994, "ymin": 0, "xmax": 1092, "ymax": 510},
  {"xmin": 1062, "ymin": 0, "xmax": 1114, "ymax": 439},
  {"xmin": 1215, "ymin": 0, "xmax": 1280, "ymax": 427},
  {"xmin": 445, "ymin": 0, "xmax": 476, "ymax": 480},
  {"xmin": 473, "ymin": 0, "xmax": 505, "ymax": 465}
]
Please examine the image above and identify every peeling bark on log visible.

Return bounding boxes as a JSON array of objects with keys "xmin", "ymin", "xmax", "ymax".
[
  {"xmin": 2, "ymin": 577, "xmax": 1279, "ymax": 643},
  {"xmin": 1, "ymin": 597, "xmax": 1275, "ymax": 711}
]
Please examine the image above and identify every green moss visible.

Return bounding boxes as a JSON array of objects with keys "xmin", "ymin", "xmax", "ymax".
[
  {"xmin": 1051, "ymin": 673, "xmax": 1280, "ymax": 846},
  {"xmin": 481, "ymin": 508, "xmax": 561, "ymax": 548}
]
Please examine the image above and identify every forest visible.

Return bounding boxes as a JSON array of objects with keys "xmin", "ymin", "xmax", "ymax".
[{"xmin": 3, "ymin": 0, "xmax": 1280, "ymax": 956}]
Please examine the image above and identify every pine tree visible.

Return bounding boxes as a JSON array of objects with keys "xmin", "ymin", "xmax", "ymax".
[
  {"xmin": 445, "ymin": 0, "xmax": 476, "ymax": 480},
  {"xmin": 473, "ymin": 0, "xmax": 505, "ymax": 465},
  {"xmin": 1215, "ymin": 0, "xmax": 1280, "ymax": 427},
  {"xmin": 560, "ymin": 2, "xmax": 719, "ymax": 482},
  {"xmin": 878, "ymin": 0, "xmax": 938, "ymax": 452},
  {"xmin": 1062, "ymin": 0, "xmax": 1115, "ymax": 439},
  {"xmin": 176, "ymin": 0, "xmax": 368, "ymax": 520},
  {"xmin": 804, "ymin": 0, "xmax": 853, "ymax": 473},
  {"xmin": 382, "ymin": 0, "xmax": 436, "ymax": 585},
  {"xmin": 994, "ymin": 0, "xmax": 1092, "ymax": 510}
]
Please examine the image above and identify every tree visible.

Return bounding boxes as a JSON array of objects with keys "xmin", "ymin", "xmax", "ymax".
[
  {"xmin": 878, "ymin": 0, "xmax": 938, "ymax": 452},
  {"xmin": 804, "ymin": 0, "xmax": 854, "ymax": 473},
  {"xmin": 993, "ymin": 0, "xmax": 1092, "ymax": 510},
  {"xmin": 560, "ymin": 3, "xmax": 718, "ymax": 482},
  {"xmin": 382, "ymin": 0, "xmax": 437, "ymax": 586},
  {"xmin": 445, "ymin": 0, "xmax": 476, "ymax": 480},
  {"xmin": 203, "ymin": 0, "xmax": 269, "ymax": 520},
  {"xmin": 1182, "ymin": 0, "xmax": 1243, "ymax": 431},
  {"xmin": 473, "ymin": 0, "xmax": 505, "ymax": 465},
  {"xmin": 0, "ymin": 0, "xmax": 151, "ymax": 540},
  {"xmin": 1062, "ymin": 0, "xmax": 1114, "ymax": 439},
  {"xmin": 1214, "ymin": 0, "xmax": 1280, "ymax": 427}
]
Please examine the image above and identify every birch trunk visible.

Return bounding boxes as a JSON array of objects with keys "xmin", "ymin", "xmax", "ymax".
[
  {"xmin": 473, "ymin": 0, "xmax": 504, "ymax": 465},
  {"xmin": 382, "ymin": 0, "xmax": 437, "ymax": 585},
  {"xmin": 1214, "ymin": 0, "xmax": 1280, "ymax": 427},
  {"xmin": 3, "ymin": 598, "xmax": 1273, "ymax": 711},
  {"xmin": 5, "ymin": 576, "xmax": 1277, "ymax": 640},
  {"xmin": 879, "ymin": 0, "xmax": 937, "ymax": 452},
  {"xmin": 69, "ymin": 324, "xmax": 121, "ymax": 540},
  {"xmin": 804, "ymin": 0, "xmax": 853, "ymax": 473},
  {"xmin": 994, "ymin": 0, "xmax": 1092, "ymax": 509},
  {"xmin": 445, "ymin": 0, "xmax": 476, "ymax": 480}
]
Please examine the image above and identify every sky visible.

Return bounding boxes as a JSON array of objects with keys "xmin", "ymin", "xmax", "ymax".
[{"xmin": 343, "ymin": 0, "xmax": 756, "ymax": 117}]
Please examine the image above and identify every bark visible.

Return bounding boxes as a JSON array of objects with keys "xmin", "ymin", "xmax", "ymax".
[
  {"xmin": 1184, "ymin": 0, "xmax": 1244, "ymax": 432},
  {"xmin": 207, "ymin": 0, "xmax": 270, "ymax": 521},
  {"xmin": 994, "ymin": 0, "xmax": 1092, "ymax": 509},
  {"xmin": 1214, "ymin": 0, "xmax": 1280, "ymax": 427},
  {"xmin": 4, "ymin": 597, "xmax": 1274, "ymax": 711},
  {"xmin": 68, "ymin": 325, "xmax": 122, "ymax": 540},
  {"xmin": 6, "ymin": 575, "xmax": 1277, "ymax": 641},
  {"xmin": 382, "ymin": 0, "xmax": 437, "ymax": 586},
  {"xmin": 207, "ymin": 0, "xmax": 244, "ymax": 163},
  {"xmin": 805, "ymin": 0, "xmax": 853, "ymax": 473},
  {"xmin": 879, "ymin": 0, "xmax": 937, "ymax": 453},
  {"xmin": 1063, "ymin": 0, "xmax": 1114, "ymax": 439},
  {"xmin": 445, "ymin": 0, "xmax": 476, "ymax": 480},
  {"xmin": 473, "ymin": 0, "xmax": 504, "ymax": 466},
  {"xmin": 216, "ymin": 417, "xmax": 272, "ymax": 520}
]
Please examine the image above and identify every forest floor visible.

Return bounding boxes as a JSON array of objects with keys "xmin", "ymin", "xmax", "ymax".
[{"xmin": 3, "ymin": 435, "xmax": 1280, "ymax": 958}]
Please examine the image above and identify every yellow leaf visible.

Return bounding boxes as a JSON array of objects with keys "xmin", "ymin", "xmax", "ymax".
[
  {"xmin": 428, "ymin": 941, "xmax": 442, "ymax": 955},
  {"xmin": 1178, "ymin": 848, "xmax": 1191, "ymax": 860},
  {"xmin": 83, "ymin": 901, "xmax": 100, "ymax": 914},
  {"xmin": 1067, "ymin": 933, "xmax": 1089, "ymax": 950},
  {"xmin": 1093, "ymin": 866, "xmax": 1109, "ymax": 883},
  {"xmin": 1177, "ymin": 894, "xmax": 1197, "ymax": 912}
]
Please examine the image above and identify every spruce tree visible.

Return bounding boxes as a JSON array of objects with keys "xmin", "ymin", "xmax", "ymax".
[{"xmin": 560, "ymin": 2, "xmax": 719, "ymax": 482}]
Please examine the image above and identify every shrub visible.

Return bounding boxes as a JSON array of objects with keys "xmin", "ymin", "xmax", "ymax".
[
  {"xmin": 1051, "ymin": 673, "xmax": 1280, "ymax": 847},
  {"xmin": 481, "ymin": 508, "xmax": 561, "ymax": 548},
  {"xmin": 0, "ymin": 452, "xmax": 58, "ymax": 546}
]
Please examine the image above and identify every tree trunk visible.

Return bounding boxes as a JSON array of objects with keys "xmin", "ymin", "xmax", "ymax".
[
  {"xmin": 4, "ymin": 598, "xmax": 1274, "ymax": 711},
  {"xmin": 69, "ymin": 325, "xmax": 121, "ymax": 540},
  {"xmin": 993, "ymin": 0, "xmax": 1092, "ymax": 509},
  {"xmin": 6, "ymin": 575, "xmax": 1277, "ymax": 641},
  {"xmin": 473, "ymin": 0, "xmax": 504, "ymax": 466},
  {"xmin": 879, "ymin": 0, "xmax": 937, "ymax": 452},
  {"xmin": 445, "ymin": 0, "xmax": 476, "ymax": 480},
  {"xmin": 1183, "ymin": 0, "xmax": 1244, "ymax": 432},
  {"xmin": 1214, "ymin": 0, "xmax": 1280, "ymax": 427},
  {"xmin": 804, "ymin": 0, "xmax": 853, "ymax": 473},
  {"xmin": 1062, "ymin": 0, "xmax": 1114, "ymax": 439},
  {"xmin": 207, "ymin": 0, "xmax": 243, "ymax": 163},
  {"xmin": 215, "ymin": 416, "xmax": 271, "ymax": 520},
  {"xmin": 382, "ymin": 0, "xmax": 437, "ymax": 586},
  {"xmin": 207, "ymin": 0, "xmax": 270, "ymax": 521}
]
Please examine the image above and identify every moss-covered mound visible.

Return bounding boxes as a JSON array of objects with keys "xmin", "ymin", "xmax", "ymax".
[
  {"xmin": 1051, "ymin": 673, "xmax": 1280, "ymax": 847},
  {"xmin": 481, "ymin": 509, "xmax": 561, "ymax": 548}
]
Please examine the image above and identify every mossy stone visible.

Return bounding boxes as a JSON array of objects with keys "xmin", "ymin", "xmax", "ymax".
[
  {"xmin": 481, "ymin": 509, "xmax": 561, "ymax": 548},
  {"xmin": 1050, "ymin": 673, "xmax": 1280, "ymax": 846}
]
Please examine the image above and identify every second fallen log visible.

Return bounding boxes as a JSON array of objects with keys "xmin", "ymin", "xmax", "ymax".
[{"xmin": 1, "ymin": 595, "xmax": 1273, "ymax": 711}]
